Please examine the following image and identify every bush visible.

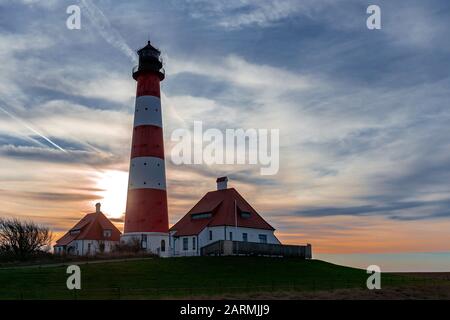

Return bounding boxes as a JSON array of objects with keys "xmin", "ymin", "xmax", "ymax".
[{"xmin": 113, "ymin": 238, "xmax": 143, "ymax": 254}]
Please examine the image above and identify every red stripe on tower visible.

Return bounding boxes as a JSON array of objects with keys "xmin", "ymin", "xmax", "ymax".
[{"xmin": 122, "ymin": 41, "xmax": 169, "ymax": 255}]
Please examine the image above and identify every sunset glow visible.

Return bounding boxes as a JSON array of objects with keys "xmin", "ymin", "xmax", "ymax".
[{"xmin": 94, "ymin": 170, "xmax": 128, "ymax": 219}]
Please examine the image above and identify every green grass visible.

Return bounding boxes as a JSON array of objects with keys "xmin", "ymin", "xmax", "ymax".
[{"xmin": 0, "ymin": 257, "xmax": 410, "ymax": 299}]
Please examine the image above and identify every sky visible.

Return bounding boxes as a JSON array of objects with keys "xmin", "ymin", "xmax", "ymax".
[{"xmin": 0, "ymin": 0, "xmax": 450, "ymax": 260}]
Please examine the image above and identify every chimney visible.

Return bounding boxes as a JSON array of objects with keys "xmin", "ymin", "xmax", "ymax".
[
  {"xmin": 95, "ymin": 202, "xmax": 101, "ymax": 213},
  {"xmin": 216, "ymin": 176, "xmax": 228, "ymax": 190}
]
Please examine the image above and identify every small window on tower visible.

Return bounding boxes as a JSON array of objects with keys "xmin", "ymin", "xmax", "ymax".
[{"xmin": 209, "ymin": 230, "xmax": 213, "ymax": 241}]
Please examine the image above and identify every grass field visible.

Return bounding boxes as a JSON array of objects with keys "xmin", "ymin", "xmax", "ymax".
[{"xmin": 0, "ymin": 257, "xmax": 441, "ymax": 299}]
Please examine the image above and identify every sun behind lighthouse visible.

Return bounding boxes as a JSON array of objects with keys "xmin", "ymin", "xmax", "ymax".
[{"xmin": 95, "ymin": 170, "xmax": 128, "ymax": 219}]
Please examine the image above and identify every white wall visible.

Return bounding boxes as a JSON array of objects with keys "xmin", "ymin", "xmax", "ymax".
[
  {"xmin": 57, "ymin": 239, "xmax": 118, "ymax": 256},
  {"xmin": 170, "ymin": 231, "xmax": 198, "ymax": 256},
  {"xmin": 79, "ymin": 240, "xmax": 117, "ymax": 255},
  {"xmin": 121, "ymin": 232, "xmax": 170, "ymax": 257},
  {"xmin": 171, "ymin": 226, "xmax": 280, "ymax": 256}
]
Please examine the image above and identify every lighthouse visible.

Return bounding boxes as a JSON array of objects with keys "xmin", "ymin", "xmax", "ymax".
[{"xmin": 121, "ymin": 41, "xmax": 169, "ymax": 257}]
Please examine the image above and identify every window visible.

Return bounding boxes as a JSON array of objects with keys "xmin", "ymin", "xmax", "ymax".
[
  {"xmin": 192, "ymin": 237, "xmax": 196, "ymax": 250},
  {"xmin": 240, "ymin": 211, "xmax": 251, "ymax": 219},
  {"xmin": 209, "ymin": 230, "xmax": 213, "ymax": 241},
  {"xmin": 70, "ymin": 229, "xmax": 80, "ymax": 235},
  {"xmin": 243, "ymin": 233, "xmax": 248, "ymax": 242},
  {"xmin": 183, "ymin": 238, "xmax": 188, "ymax": 251},
  {"xmin": 191, "ymin": 212, "xmax": 212, "ymax": 220},
  {"xmin": 258, "ymin": 234, "xmax": 267, "ymax": 244},
  {"xmin": 161, "ymin": 240, "xmax": 166, "ymax": 252},
  {"xmin": 103, "ymin": 229, "xmax": 112, "ymax": 238},
  {"xmin": 141, "ymin": 234, "xmax": 147, "ymax": 249},
  {"xmin": 229, "ymin": 232, "xmax": 233, "ymax": 241},
  {"xmin": 87, "ymin": 243, "xmax": 91, "ymax": 253}
]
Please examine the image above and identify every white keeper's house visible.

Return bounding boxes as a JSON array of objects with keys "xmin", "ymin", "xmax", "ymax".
[
  {"xmin": 54, "ymin": 203, "xmax": 121, "ymax": 256},
  {"xmin": 169, "ymin": 177, "xmax": 281, "ymax": 256}
]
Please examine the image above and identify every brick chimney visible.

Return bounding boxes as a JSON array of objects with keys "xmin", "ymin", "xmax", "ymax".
[
  {"xmin": 95, "ymin": 202, "xmax": 101, "ymax": 213},
  {"xmin": 216, "ymin": 176, "xmax": 228, "ymax": 190}
]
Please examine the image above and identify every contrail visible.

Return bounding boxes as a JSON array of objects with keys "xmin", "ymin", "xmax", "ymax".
[
  {"xmin": 0, "ymin": 104, "xmax": 112, "ymax": 175},
  {"xmin": 80, "ymin": 0, "xmax": 138, "ymax": 64},
  {"xmin": 0, "ymin": 105, "xmax": 67, "ymax": 153}
]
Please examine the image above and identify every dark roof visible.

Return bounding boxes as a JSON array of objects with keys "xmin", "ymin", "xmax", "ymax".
[
  {"xmin": 55, "ymin": 211, "xmax": 121, "ymax": 246},
  {"xmin": 170, "ymin": 188, "xmax": 275, "ymax": 236},
  {"xmin": 137, "ymin": 41, "xmax": 160, "ymax": 54}
]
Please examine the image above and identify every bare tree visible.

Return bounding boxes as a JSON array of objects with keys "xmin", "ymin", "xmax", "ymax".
[{"xmin": 0, "ymin": 218, "xmax": 53, "ymax": 260}]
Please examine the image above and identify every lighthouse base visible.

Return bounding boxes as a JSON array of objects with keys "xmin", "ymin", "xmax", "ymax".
[{"xmin": 121, "ymin": 232, "xmax": 170, "ymax": 257}]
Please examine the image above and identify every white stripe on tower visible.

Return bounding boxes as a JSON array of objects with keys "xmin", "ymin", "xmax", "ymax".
[
  {"xmin": 129, "ymin": 156, "xmax": 166, "ymax": 190},
  {"xmin": 133, "ymin": 96, "xmax": 162, "ymax": 127}
]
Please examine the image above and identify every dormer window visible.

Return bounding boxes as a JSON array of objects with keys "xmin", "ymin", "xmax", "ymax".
[
  {"xmin": 191, "ymin": 212, "xmax": 212, "ymax": 220},
  {"xmin": 240, "ymin": 211, "xmax": 251, "ymax": 219},
  {"xmin": 103, "ymin": 229, "xmax": 112, "ymax": 238}
]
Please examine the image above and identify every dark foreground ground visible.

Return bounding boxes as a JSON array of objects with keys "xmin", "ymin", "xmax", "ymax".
[
  {"xmin": 192, "ymin": 275, "xmax": 450, "ymax": 300},
  {"xmin": 0, "ymin": 257, "xmax": 448, "ymax": 299}
]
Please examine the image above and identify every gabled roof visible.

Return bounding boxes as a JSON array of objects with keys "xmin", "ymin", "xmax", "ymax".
[
  {"xmin": 170, "ymin": 188, "xmax": 275, "ymax": 237},
  {"xmin": 55, "ymin": 211, "xmax": 121, "ymax": 246}
]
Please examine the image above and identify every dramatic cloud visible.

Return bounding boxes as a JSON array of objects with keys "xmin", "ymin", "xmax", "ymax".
[{"xmin": 0, "ymin": 0, "xmax": 449, "ymax": 254}]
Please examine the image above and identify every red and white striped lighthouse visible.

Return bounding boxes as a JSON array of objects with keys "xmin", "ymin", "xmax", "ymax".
[{"xmin": 122, "ymin": 41, "xmax": 169, "ymax": 256}]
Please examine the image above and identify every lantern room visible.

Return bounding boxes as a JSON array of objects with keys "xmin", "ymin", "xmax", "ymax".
[{"xmin": 132, "ymin": 40, "xmax": 165, "ymax": 81}]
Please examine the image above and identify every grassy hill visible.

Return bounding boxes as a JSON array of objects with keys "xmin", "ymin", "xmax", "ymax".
[{"xmin": 0, "ymin": 257, "xmax": 413, "ymax": 299}]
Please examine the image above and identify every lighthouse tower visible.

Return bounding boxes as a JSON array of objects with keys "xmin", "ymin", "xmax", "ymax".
[{"xmin": 121, "ymin": 41, "xmax": 169, "ymax": 257}]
